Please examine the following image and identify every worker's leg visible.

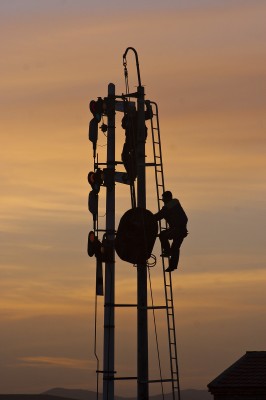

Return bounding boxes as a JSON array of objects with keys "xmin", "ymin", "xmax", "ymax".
[
  {"xmin": 169, "ymin": 235, "xmax": 185, "ymax": 270},
  {"xmin": 159, "ymin": 230, "xmax": 171, "ymax": 255}
]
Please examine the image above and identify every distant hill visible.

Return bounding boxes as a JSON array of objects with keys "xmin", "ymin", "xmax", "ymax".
[
  {"xmin": 44, "ymin": 389, "xmax": 100, "ymax": 400},
  {"xmin": 44, "ymin": 387, "xmax": 212, "ymax": 400}
]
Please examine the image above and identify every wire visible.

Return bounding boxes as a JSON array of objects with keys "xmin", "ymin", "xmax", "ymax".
[
  {"xmin": 123, "ymin": 59, "xmax": 129, "ymax": 95},
  {"xmin": 146, "ymin": 254, "xmax": 157, "ymax": 268},
  {"xmin": 106, "ymin": 257, "xmax": 115, "ymax": 400},
  {"xmin": 148, "ymin": 266, "xmax": 165, "ymax": 400},
  {"xmin": 94, "ymin": 292, "xmax": 100, "ymax": 400}
]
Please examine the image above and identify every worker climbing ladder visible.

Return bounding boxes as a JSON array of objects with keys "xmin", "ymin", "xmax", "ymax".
[{"xmin": 149, "ymin": 101, "xmax": 181, "ymax": 400}]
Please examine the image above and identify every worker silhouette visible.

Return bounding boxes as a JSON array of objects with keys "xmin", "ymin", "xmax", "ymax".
[
  {"xmin": 154, "ymin": 191, "xmax": 188, "ymax": 272},
  {"xmin": 121, "ymin": 101, "xmax": 153, "ymax": 183}
]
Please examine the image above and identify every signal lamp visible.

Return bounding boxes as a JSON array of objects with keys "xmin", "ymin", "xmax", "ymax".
[
  {"xmin": 87, "ymin": 231, "xmax": 114, "ymax": 262},
  {"xmin": 89, "ymin": 98, "xmax": 104, "ymax": 123},
  {"xmin": 87, "ymin": 231, "xmax": 101, "ymax": 258},
  {"xmin": 89, "ymin": 100, "xmax": 97, "ymax": 115},
  {"xmin": 88, "ymin": 169, "xmax": 103, "ymax": 192}
]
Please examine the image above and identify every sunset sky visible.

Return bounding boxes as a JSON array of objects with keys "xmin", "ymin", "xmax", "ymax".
[{"xmin": 1, "ymin": 0, "xmax": 266, "ymax": 397}]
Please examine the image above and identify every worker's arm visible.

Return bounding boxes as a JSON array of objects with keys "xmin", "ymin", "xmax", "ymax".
[{"xmin": 154, "ymin": 207, "xmax": 167, "ymax": 221}]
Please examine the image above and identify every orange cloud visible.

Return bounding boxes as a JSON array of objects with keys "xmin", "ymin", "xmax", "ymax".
[{"xmin": 17, "ymin": 356, "xmax": 92, "ymax": 370}]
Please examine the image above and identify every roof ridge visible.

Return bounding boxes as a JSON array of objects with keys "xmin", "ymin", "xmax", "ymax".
[{"xmin": 208, "ymin": 351, "xmax": 266, "ymax": 389}]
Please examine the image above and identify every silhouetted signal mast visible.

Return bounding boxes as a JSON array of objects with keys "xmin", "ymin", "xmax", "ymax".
[{"xmin": 87, "ymin": 48, "xmax": 181, "ymax": 400}]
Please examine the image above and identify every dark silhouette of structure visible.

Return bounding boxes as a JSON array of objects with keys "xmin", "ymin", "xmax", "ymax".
[
  {"xmin": 115, "ymin": 207, "xmax": 158, "ymax": 264},
  {"xmin": 121, "ymin": 101, "xmax": 153, "ymax": 182},
  {"xmin": 154, "ymin": 191, "xmax": 188, "ymax": 272},
  {"xmin": 208, "ymin": 351, "xmax": 266, "ymax": 400},
  {"xmin": 88, "ymin": 48, "xmax": 183, "ymax": 400}
]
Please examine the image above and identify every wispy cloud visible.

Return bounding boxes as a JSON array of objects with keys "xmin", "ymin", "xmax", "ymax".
[{"xmin": 17, "ymin": 356, "xmax": 92, "ymax": 370}]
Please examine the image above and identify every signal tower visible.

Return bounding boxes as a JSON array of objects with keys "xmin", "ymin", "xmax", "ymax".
[{"xmin": 87, "ymin": 48, "xmax": 181, "ymax": 400}]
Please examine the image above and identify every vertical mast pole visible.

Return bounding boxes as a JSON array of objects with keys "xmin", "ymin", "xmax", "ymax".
[
  {"xmin": 137, "ymin": 84, "xmax": 149, "ymax": 400},
  {"xmin": 103, "ymin": 83, "xmax": 116, "ymax": 400},
  {"xmin": 123, "ymin": 46, "xmax": 148, "ymax": 400}
]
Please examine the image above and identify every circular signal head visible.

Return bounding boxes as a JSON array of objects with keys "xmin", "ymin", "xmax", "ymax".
[
  {"xmin": 89, "ymin": 100, "xmax": 97, "ymax": 114},
  {"xmin": 88, "ymin": 171, "xmax": 95, "ymax": 185},
  {"xmin": 87, "ymin": 231, "xmax": 96, "ymax": 257},
  {"xmin": 89, "ymin": 231, "xmax": 95, "ymax": 242}
]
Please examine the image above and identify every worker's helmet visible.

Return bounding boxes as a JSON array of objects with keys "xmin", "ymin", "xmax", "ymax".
[{"xmin": 162, "ymin": 191, "xmax": 172, "ymax": 203}]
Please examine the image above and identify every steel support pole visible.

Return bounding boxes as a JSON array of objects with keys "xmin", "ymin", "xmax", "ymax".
[
  {"xmin": 103, "ymin": 83, "xmax": 116, "ymax": 400},
  {"xmin": 137, "ymin": 85, "xmax": 149, "ymax": 400}
]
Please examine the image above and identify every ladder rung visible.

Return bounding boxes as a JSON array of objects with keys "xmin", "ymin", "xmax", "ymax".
[
  {"xmin": 104, "ymin": 376, "xmax": 137, "ymax": 381},
  {"xmin": 140, "ymin": 378, "xmax": 174, "ymax": 384}
]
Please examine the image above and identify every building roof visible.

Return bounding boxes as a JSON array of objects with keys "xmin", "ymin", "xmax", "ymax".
[
  {"xmin": 208, "ymin": 351, "xmax": 266, "ymax": 390},
  {"xmin": 0, "ymin": 396, "xmax": 75, "ymax": 400}
]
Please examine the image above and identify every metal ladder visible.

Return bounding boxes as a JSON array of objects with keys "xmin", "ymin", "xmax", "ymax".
[{"xmin": 150, "ymin": 101, "xmax": 181, "ymax": 400}]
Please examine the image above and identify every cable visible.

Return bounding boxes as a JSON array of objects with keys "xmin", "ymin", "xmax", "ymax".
[
  {"xmin": 147, "ymin": 254, "xmax": 157, "ymax": 268},
  {"xmin": 148, "ymin": 266, "xmax": 165, "ymax": 400},
  {"xmin": 106, "ymin": 260, "xmax": 114, "ymax": 400},
  {"xmin": 123, "ymin": 59, "xmax": 129, "ymax": 95},
  {"xmin": 94, "ymin": 292, "xmax": 100, "ymax": 400}
]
